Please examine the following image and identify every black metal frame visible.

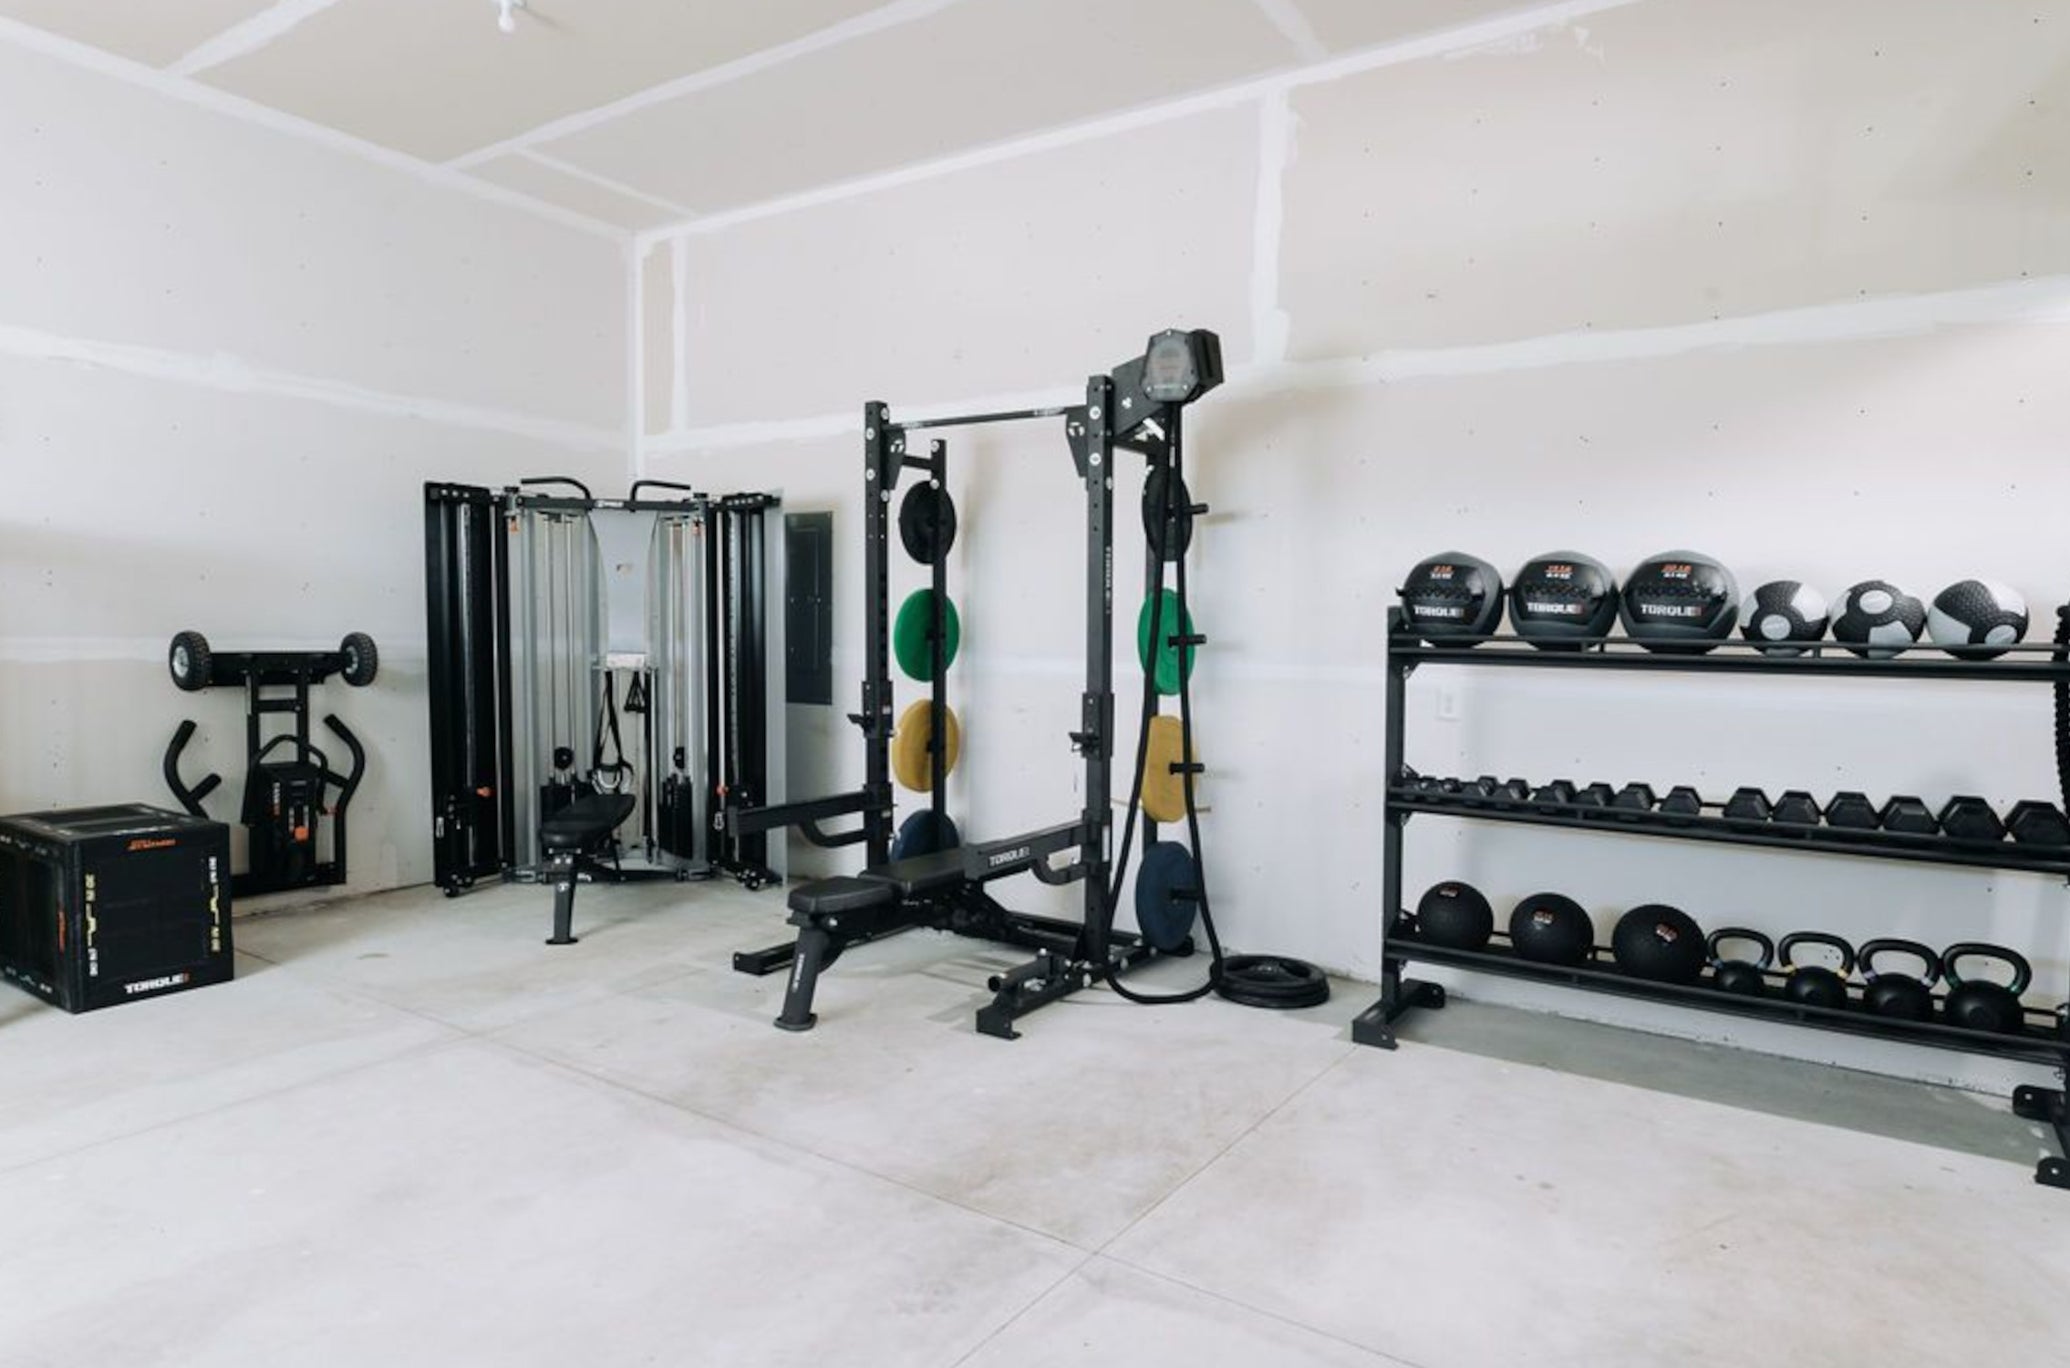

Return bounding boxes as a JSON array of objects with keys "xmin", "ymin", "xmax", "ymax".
[
  {"xmin": 163, "ymin": 650, "xmax": 367, "ymax": 898},
  {"xmin": 730, "ymin": 332, "xmax": 1223, "ymax": 1037},
  {"xmin": 422, "ymin": 480, "xmax": 780, "ymax": 899},
  {"xmin": 1350, "ymin": 609, "xmax": 2070, "ymax": 1191}
]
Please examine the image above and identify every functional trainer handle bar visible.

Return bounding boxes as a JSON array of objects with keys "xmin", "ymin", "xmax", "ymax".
[
  {"xmin": 162, "ymin": 720, "xmax": 223, "ymax": 816},
  {"xmin": 519, "ymin": 475, "xmax": 594, "ymax": 499},
  {"xmin": 627, "ymin": 479, "xmax": 700, "ymax": 502}
]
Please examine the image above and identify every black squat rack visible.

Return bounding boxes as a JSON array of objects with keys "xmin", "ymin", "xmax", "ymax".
[
  {"xmin": 1350, "ymin": 608, "xmax": 2070, "ymax": 1191},
  {"xmin": 729, "ymin": 328, "xmax": 1224, "ymax": 1037}
]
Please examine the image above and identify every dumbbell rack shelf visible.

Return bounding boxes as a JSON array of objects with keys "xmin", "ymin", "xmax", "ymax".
[{"xmin": 1350, "ymin": 609, "xmax": 2070, "ymax": 1192}]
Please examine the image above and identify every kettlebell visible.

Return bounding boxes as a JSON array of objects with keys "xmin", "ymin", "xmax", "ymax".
[
  {"xmin": 1778, "ymin": 932, "xmax": 1855, "ymax": 1011},
  {"xmin": 1857, "ymin": 939, "xmax": 1941, "ymax": 1022},
  {"xmin": 1941, "ymin": 943, "xmax": 2031, "ymax": 1036},
  {"xmin": 1706, "ymin": 927, "xmax": 1774, "ymax": 997}
]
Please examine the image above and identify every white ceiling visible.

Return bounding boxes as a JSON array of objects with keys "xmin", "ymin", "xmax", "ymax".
[{"xmin": 0, "ymin": 0, "xmax": 1526, "ymax": 234}]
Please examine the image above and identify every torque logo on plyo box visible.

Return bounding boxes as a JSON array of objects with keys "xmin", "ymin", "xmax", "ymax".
[{"xmin": 123, "ymin": 972, "xmax": 192, "ymax": 996}]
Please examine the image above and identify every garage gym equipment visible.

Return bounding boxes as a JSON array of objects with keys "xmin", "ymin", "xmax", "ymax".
[
  {"xmin": 162, "ymin": 631, "xmax": 373, "ymax": 897},
  {"xmin": 729, "ymin": 330, "xmax": 1236, "ymax": 1036},
  {"xmin": 1741, "ymin": 580, "xmax": 1830, "ymax": 656},
  {"xmin": 1833, "ymin": 580, "xmax": 1926, "ymax": 658},
  {"xmin": 1879, "ymin": 795, "xmax": 1937, "ymax": 834},
  {"xmin": 1941, "ymin": 943, "xmax": 2032, "ymax": 1035},
  {"xmin": 1824, "ymin": 791, "xmax": 1879, "ymax": 830},
  {"xmin": 1707, "ymin": 928, "xmax": 1774, "ymax": 997},
  {"xmin": 1659, "ymin": 785, "xmax": 1704, "ymax": 822},
  {"xmin": 1508, "ymin": 552, "xmax": 1619, "ymax": 648},
  {"xmin": 1779, "ymin": 932, "xmax": 1855, "ymax": 1010},
  {"xmin": 1611, "ymin": 782, "xmax": 1657, "ymax": 819},
  {"xmin": 1723, "ymin": 786, "xmax": 1774, "ymax": 823},
  {"xmin": 1771, "ymin": 789, "xmax": 1822, "ymax": 829},
  {"xmin": 1611, "ymin": 904, "xmax": 1706, "ymax": 983},
  {"xmin": 2006, "ymin": 800, "xmax": 2070, "ymax": 846},
  {"xmin": 1938, "ymin": 795, "xmax": 2007, "ymax": 843},
  {"xmin": 1399, "ymin": 552, "xmax": 1504, "ymax": 641},
  {"xmin": 1411, "ymin": 881, "xmax": 1494, "ymax": 951},
  {"xmin": 1618, "ymin": 551, "xmax": 1739, "ymax": 654},
  {"xmin": 1858, "ymin": 939, "xmax": 1941, "ymax": 1022},
  {"xmin": 1928, "ymin": 580, "xmax": 2029, "ymax": 659},
  {"xmin": 1509, "ymin": 892, "xmax": 1594, "ymax": 966},
  {"xmin": 422, "ymin": 479, "xmax": 786, "ymax": 940}
]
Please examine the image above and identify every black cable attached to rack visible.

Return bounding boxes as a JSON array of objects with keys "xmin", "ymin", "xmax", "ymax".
[{"xmin": 1093, "ymin": 429, "xmax": 1327, "ymax": 1011}]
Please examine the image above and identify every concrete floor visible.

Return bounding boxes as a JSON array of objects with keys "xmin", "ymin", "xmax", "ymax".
[{"xmin": 1, "ymin": 878, "xmax": 2064, "ymax": 1367}]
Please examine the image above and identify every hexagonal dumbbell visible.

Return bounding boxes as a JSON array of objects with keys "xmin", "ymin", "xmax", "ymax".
[
  {"xmin": 1823, "ymin": 791, "xmax": 1880, "ymax": 831},
  {"xmin": 1532, "ymin": 779, "xmax": 1577, "ymax": 814},
  {"xmin": 1771, "ymin": 790, "xmax": 1823, "ymax": 829},
  {"xmin": 2007, "ymin": 800, "xmax": 2070, "ymax": 846},
  {"xmin": 1611, "ymin": 782, "xmax": 1658, "ymax": 821},
  {"xmin": 1723, "ymin": 787, "xmax": 1773, "ymax": 823},
  {"xmin": 1573, "ymin": 782, "xmax": 1616, "ymax": 812},
  {"xmin": 1937, "ymin": 796, "xmax": 2006, "ymax": 843},
  {"xmin": 1878, "ymin": 795, "xmax": 1938, "ymax": 835},
  {"xmin": 1658, "ymin": 786, "xmax": 1704, "ymax": 824}
]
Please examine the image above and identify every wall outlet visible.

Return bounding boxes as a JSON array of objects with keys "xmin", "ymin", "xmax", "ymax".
[{"xmin": 1435, "ymin": 685, "xmax": 1460, "ymax": 722}]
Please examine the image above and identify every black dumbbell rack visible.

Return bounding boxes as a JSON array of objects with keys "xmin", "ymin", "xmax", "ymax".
[{"xmin": 1350, "ymin": 607, "xmax": 2070, "ymax": 1192}]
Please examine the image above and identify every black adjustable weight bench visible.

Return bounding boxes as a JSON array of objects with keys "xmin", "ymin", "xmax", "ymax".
[
  {"xmin": 772, "ymin": 823, "xmax": 1169, "ymax": 1035},
  {"xmin": 540, "ymin": 792, "xmax": 638, "ymax": 945}
]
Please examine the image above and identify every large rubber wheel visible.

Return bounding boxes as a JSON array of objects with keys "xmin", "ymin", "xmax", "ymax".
[
  {"xmin": 168, "ymin": 631, "xmax": 213, "ymax": 692},
  {"xmin": 340, "ymin": 632, "xmax": 379, "ymax": 687}
]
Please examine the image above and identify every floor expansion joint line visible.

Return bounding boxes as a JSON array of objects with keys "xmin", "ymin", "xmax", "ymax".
[
  {"xmin": 480, "ymin": 1029, "xmax": 1092, "ymax": 1253},
  {"xmin": 1095, "ymin": 1254, "xmax": 1432, "ymax": 1368},
  {"xmin": 942, "ymin": 1250, "xmax": 1102, "ymax": 1368}
]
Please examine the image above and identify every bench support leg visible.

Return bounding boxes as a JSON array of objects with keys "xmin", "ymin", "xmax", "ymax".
[
  {"xmin": 546, "ymin": 854, "xmax": 580, "ymax": 945},
  {"xmin": 775, "ymin": 924, "xmax": 834, "ymax": 1031}
]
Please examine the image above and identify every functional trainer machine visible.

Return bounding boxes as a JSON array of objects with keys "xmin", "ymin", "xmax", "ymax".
[
  {"xmin": 729, "ymin": 328, "xmax": 1233, "ymax": 1037},
  {"xmin": 162, "ymin": 631, "xmax": 374, "ymax": 898},
  {"xmin": 422, "ymin": 477, "xmax": 785, "ymax": 942}
]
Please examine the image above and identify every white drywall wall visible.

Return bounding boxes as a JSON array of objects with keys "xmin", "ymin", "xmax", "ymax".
[
  {"xmin": 638, "ymin": 0, "xmax": 2070, "ymax": 1090},
  {"xmin": 0, "ymin": 36, "xmax": 627, "ymax": 901}
]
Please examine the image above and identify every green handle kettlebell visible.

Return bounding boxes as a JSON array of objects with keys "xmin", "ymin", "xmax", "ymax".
[
  {"xmin": 1941, "ymin": 943, "xmax": 2031, "ymax": 1036},
  {"xmin": 1706, "ymin": 927, "xmax": 1773, "ymax": 997},
  {"xmin": 1857, "ymin": 939, "xmax": 1941, "ymax": 1022},
  {"xmin": 1778, "ymin": 931, "xmax": 1855, "ymax": 1012}
]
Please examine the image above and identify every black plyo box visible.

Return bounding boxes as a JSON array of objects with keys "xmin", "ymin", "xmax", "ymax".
[{"xmin": 0, "ymin": 803, "xmax": 233, "ymax": 1013}]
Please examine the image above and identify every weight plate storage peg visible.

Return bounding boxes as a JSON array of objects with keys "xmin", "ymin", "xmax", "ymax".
[
  {"xmin": 1141, "ymin": 715, "xmax": 1201, "ymax": 824},
  {"xmin": 1136, "ymin": 590, "xmax": 1198, "ymax": 697},
  {"xmin": 1135, "ymin": 841, "xmax": 1201, "ymax": 953},
  {"xmin": 892, "ymin": 589, "xmax": 962, "ymax": 681},
  {"xmin": 1707, "ymin": 928, "xmax": 1775, "ymax": 996},
  {"xmin": 897, "ymin": 483, "xmax": 958, "ymax": 564},
  {"xmin": 1937, "ymin": 796, "xmax": 2006, "ymax": 843},
  {"xmin": 891, "ymin": 701, "xmax": 962, "ymax": 792},
  {"xmin": 2006, "ymin": 800, "xmax": 2070, "ymax": 846}
]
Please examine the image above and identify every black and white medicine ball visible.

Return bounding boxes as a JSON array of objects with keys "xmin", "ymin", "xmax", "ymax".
[
  {"xmin": 1399, "ymin": 552, "xmax": 1504, "ymax": 641},
  {"xmin": 1927, "ymin": 580, "xmax": 2028, "ymax": 659},
  {"xmin": 1740, "ymin": 580, "xmax": 1830, "ymax": 657},
  {"xmin": 1509, "ymin": 552, "xmax": 1618, "ymax": 650},
  {"xmin": 1618, "ymin": 551, "xmax": 1740, "ymax": 654},
  {"xmin": 1832, "ymin": 580, "xmax": 1926, "ymax": 659}
]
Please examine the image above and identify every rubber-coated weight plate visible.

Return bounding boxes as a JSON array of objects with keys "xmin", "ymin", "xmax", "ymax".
[
  {"xmin": 1141, "ymin": 714, "xmax": 1199, "ymax": 823},
  {"xmin": 892, "ymin": 589, "xmax": 961, "ymax": 681},
  {"xmin": 1135, "ymin": 840, "xmax": 1200, "ymax": 953},
  {"xmin": 898, "ymin": 484, "xmax": 958, "ymax": 564},
  {"xmin": 891, "ymin": 810, "xmax": 961, "ymax": 861},
  {"xmin": 891, "ymin": 700, "xmax": 961, "ymax": 792},
  {"xmin": 1142, "ymin": 467, "xmax": 1194, "ymax": 561},
  {"xmin": 1136, "ymin": 590, "xmax": 1196, "ymax": 697}
]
